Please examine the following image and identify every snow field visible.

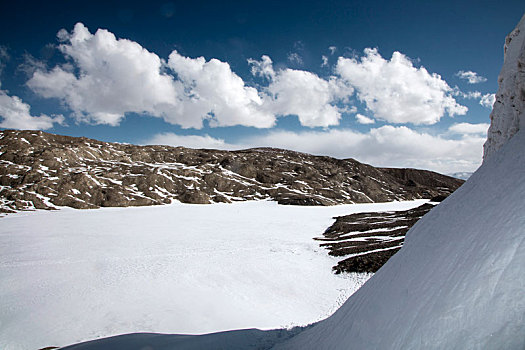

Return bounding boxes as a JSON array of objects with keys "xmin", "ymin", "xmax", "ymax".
[{"xmin": 0, "ymin": 199, "xmax": 426, "ymax": 349}]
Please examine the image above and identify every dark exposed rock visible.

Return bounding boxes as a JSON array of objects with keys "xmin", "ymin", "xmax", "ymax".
[
  {"xmin": 317, "ymin": 203, "xmax": 436, "ymax": 273},
  {"xmin": 0, "ymin": 130, "xmax": 464, "ymax": 213}
]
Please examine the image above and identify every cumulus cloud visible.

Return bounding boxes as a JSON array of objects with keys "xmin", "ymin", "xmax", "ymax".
[
  {"xmin": 23, "ymin": 23, "xmax": 473, "ymax": 133},
  {"xmin": 480, "ymin": 93, "xmax": 495, "ymax": 108},
  {"xmin": 355, "ymin": 113, "xmax": 375, "ymax": 124},
  {"xmin": 27, "ymin": 23, "xmax": 182, "ymax": 126},
  {"xmin": 146, "ymin": 126, "xmax": 484, "ymax": 174},
  {"xmin": 448, "ymin": 122, "xmax": 489, "ymax": 135},
  {"xmin": 249, "ymin": 55, "xmax": 353, "ymax": 127},
  {"xmin": 167, "ymin": 50, "xmax": 274, "ymax": 128},
  {"xmin": 30, "ymin": 23, "xmax": 352, "ymax": 129},
  {"xmin": 456, "ymin": 70, "xmax": 487, "ymax": 84},
  {"xmin": 27, "ymin": 23, "xmax": 274, "ymax": 129},
  {"xmin": 336, "ymin": 48, "xmax": 467, "ymax": 125},
  {"xmin": 262, "ymin": 69, "xmax": 348, "ymax": 127},
  {"xmin": 0, "ymin": 91, "xmax": 64, "ymax": 130},
  {"xmin": 247, "ymin": 55, "xmax": 275, "ymax": 79}
]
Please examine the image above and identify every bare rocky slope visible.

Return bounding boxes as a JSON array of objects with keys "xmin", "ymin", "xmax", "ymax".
[
  {"xmin": 0, "ymin": 129, "xmax": 463, "ymax": 213},
  {"xmin": 317, "ymin": 202, "xmax": 436, "ymax": 273}
]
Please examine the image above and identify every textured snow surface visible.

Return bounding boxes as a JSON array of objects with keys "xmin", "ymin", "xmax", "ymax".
[
  {"xmin": 276, "ymin": 98, "xmax": 525, "ymax": 349},
  {"xmin": 484, "ymin": 13, "xmax": 525, "ymax": 158},
  {"xmin": 0, "ymin": 200, "xmax": 426, "ymax": 350}
]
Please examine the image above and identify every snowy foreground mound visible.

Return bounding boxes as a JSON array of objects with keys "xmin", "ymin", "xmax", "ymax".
[{"xmin": 1, "ymin": 200, "xmax": 430, "ymax": 350}]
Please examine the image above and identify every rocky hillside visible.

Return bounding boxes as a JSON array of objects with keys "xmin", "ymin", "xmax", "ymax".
[
  {"xmin": 317, "ymin": 202, "xmax": 436, "ymax": 274},
  {"xmin": 0, "ymin": 130, "xmax": 463, "ymax": 213}
]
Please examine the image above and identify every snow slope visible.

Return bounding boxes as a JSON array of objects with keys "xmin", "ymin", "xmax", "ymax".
[
  {"xmin": 0, "ymin": 200, "xmax": 425, "ymax": 350},
  {"xmin": 276, "ymin": 13, "xmax": 525, "ymax": 350}
]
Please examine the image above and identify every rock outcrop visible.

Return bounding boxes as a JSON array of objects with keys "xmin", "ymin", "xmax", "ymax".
[
  {"xmin": 317, "ymin": 202, "xmax": 436, "ymax": 273},
  {"xmin": 0, "ymin": 130, "xmax": 463, "ymax": 213}
]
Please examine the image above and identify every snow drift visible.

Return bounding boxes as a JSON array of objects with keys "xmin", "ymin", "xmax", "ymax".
[{"xmin": 276, "ymin": 13, "xmax": 525, "ymax": 349}]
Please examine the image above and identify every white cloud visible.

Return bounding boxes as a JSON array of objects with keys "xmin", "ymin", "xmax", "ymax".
[
  {"xmin": 287, "ymin": 52, "xmax": 303, "ymax": 65},
  {"xmin": 27, "ymin": 23, "xmax": 275, "ymax": 129},
  {"xmin": 448, "ymin": 122, "xmax": 489, "ymax": 135},
  {"xmin": 145, "ymin": 126, "xmax": 484, "ymax": 174},
  {"xmin": 0, "ymin": 91, "xmax": 64, "ymax": 130},
  {"xmin": 321, "ymin": 55, "xmax": 329, "ymax": 67},
  {"xmin": 27, "ymin": 23, "xmax": 182, "ymax": 126},
  {"xmin": 454, "ymin": 89, "xmax": 495, "ymax": 109},
  {"xmin": 0, "ymin": 47, "xmax": 63, "ymax": 130},
  {"xmin": 249, "ymin": 56, "xmax": 353, "ymax": 127},
  {"xmin": 167, "ymin": 50, "xmax": 275, "ymax": 128},
  {"xmin": 242, "ymin": 127, "xmax": 483, "ymax": 173},
  {"xmin": 355, "ymin": 113, "xmax": 375, "ymax": 124},
  {"xmin": 336, "ymin": 48, "xmax": 467, "ymax": 125},
  {"xmin": 263, "ymin": 69, "xmax": 348, "ymax": 127},
  {"xmin": 459, "ymin": 90, "xmax": 482, "ymax": 99},
  {"xmin": 328, "ymin": 46, "xmax": 337, "ymax": 55},
  {"xmin": 456, "ymin": 70, "xmax": 487, "ymax": 84},
  {"xmin": 247, "ymin": 55, "xmax": 275, "ymax": 79},
  {"xmin": 480, "ymin": 93, "xmax": 495, "ymax": 108},
  {"xmin": 22, "ymin": 23, "xmax": 475, "ymax": 135},
  {"xmin": 146, "ymin": 132, "xmax": 237, "ymax": 150}
]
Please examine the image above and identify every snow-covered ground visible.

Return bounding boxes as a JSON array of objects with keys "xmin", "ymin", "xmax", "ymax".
[{"xmin": 0, "ymin": 199, "xmax": 426, "ymax": 350}]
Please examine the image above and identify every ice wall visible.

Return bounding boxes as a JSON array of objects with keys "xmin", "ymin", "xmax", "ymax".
[{"xmin": 484, "ymin": 14, "xmax": 525, "ymax": 159}]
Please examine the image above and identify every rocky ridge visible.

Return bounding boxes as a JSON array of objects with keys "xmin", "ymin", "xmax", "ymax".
[{"xmin": 0, "ymin": 129, "xmax": 463, "ymax": 213}]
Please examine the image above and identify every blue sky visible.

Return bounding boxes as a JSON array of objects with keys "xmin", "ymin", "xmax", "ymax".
[{"xmin": 0, "ymin": 1, "xmax": 523, "ymax": 173}]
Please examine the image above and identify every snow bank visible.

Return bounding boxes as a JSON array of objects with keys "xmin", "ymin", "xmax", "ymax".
[{"xmin": 277, "ymin": 13, "xmax": 525, "ymax": 350}]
